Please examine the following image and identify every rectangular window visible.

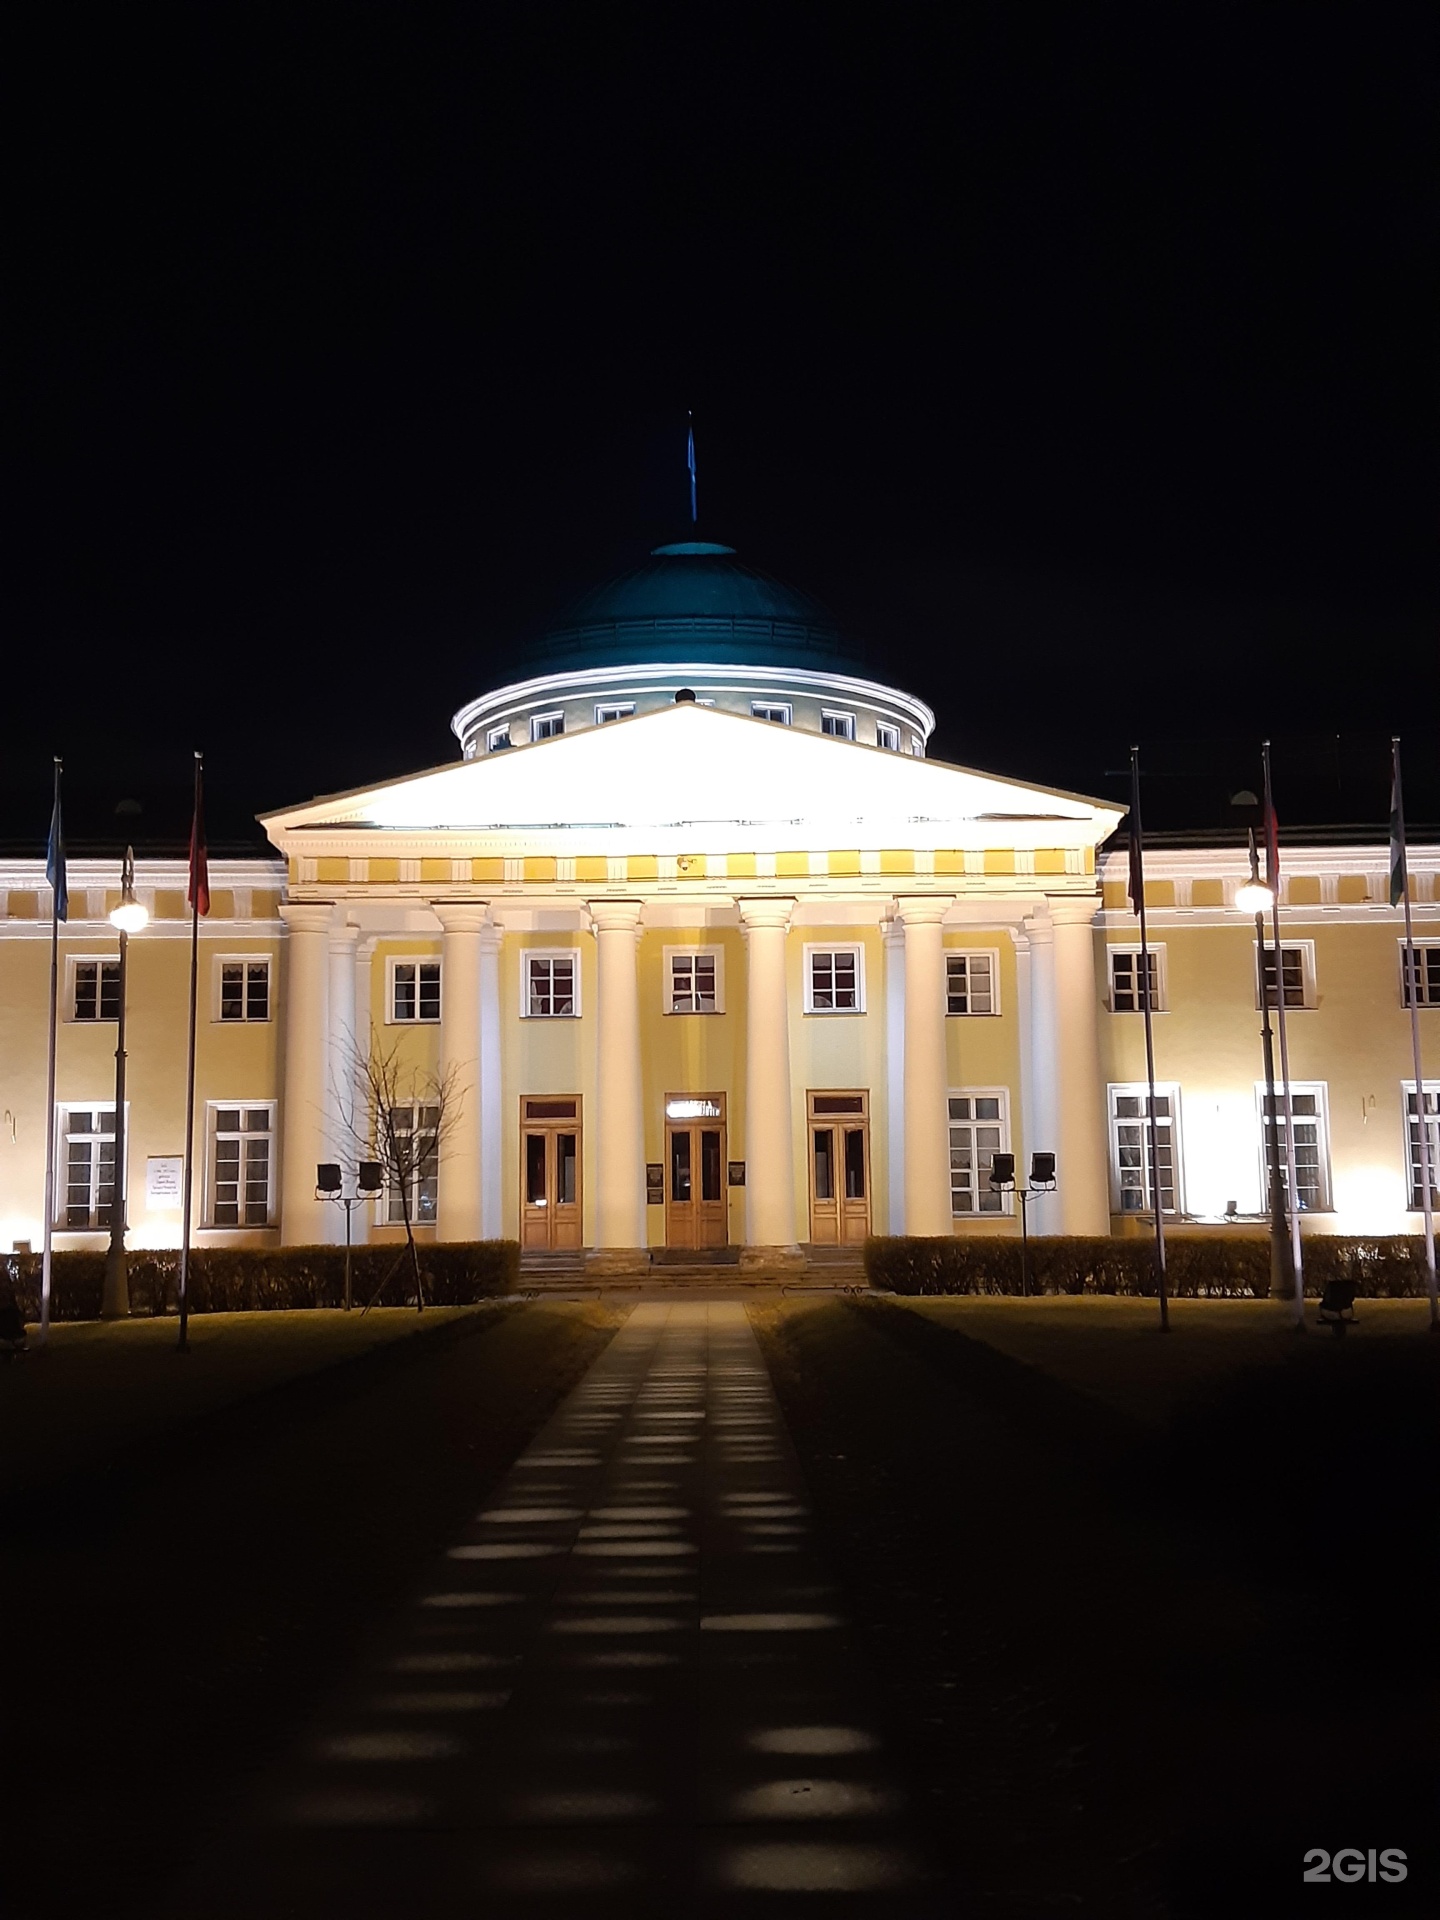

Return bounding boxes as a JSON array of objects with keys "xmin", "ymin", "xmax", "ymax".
[
  {"xmin": 946, "ymin": 951, "xmax": 996, "ymax": 1016},
  {"xmin": 1257, "ymin": 943, "xmax": 1309, "ymax": 1009},
  {"xmin": 72, "ymin": 959, "xmax": 120, "ymax": 1022},
  {"xmin": 1255, "ymin": 1083, "xmax": 1330, "ymax": 1211},
  {"xmin": 1403, "ymin": 1084, "xmax": 1440, "ymax": 1210},
  {"xmin": 595, "ymin": 702, "xmax": 635, "ymax": 724},
  {"xmin": 524, "ymin": 952, "xmax": 578, "ymax": 1017},
  {"xmin": 385, "ymin": 1103, "xmax": 439, "ymax": 1226},
  {"xmin": 1109, "ymin": 948, "xmax": 1163, "ymax": 1013},
  {"xmin": 391, "ymin": 959, "xmax": 441, "ymax": 1023},
  {"xmin": 667, "ymin": 948, "xmax": 721, "ymax": 1014},
  {"xmin": 1108, "ymin": 1086, "xmax": 1180, "ymax": 1215},
  {"xmin": 820, "ymin": 710, "xmax": 855, "ymax": 739},
  {"xmin": 876, "ymin": 722, "xmax": 901, "ymax": 751},
  {"xmin": 218, "ymin": 958, "xmax": 271, "ymax": 1022},
  {"xmin": 751, "ymin": 701, "xmax": 792, "ymax": 725},
  {"xmin": 209, "ymin": 1104, "xmax": 275, "ymax": 1227},
  {"xmin": 1400, "ymin": 944, "xmax": 1440, "ymax": 1007},
  {"xmin": 59, "ymin": 1106, "xmax": 119, "ymax": 1229},
  {"xmin": 948, "ymin": 1092, "xmax": 1009, "ymax": 1215},
  {"xmin": 487, "ymin": 724, "xmax": 513, "ymax": 752},
  {"xmin": 806, "ymin": 945, "xmax": 864, "ymax": 1013},
  {"xmin": 530, "ymin": 711, "xmax": 564, "ymax": 741}
]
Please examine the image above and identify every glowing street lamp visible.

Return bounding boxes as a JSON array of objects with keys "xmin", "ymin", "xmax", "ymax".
[
  {"xmin": 1236, "ymin": 830, "xmax": 1293, "ymax": 1302},
  {"xmin": 102, "ymin": 847, "xmax": 148, "ymax": 1319}
]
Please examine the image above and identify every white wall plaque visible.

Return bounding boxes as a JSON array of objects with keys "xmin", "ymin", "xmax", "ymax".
[{"xmin": 146, "ymin": 1156, "xmax": 185, "ymax": 1207}]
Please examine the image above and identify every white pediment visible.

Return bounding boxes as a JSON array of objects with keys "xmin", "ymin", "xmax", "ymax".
[{"xmin": 261, "ymin": 703, "xmax": 1121, "ymax": 855}]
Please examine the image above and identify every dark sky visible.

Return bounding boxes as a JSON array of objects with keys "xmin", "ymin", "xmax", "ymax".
[{"xmin": 10, "ymin": 5, "xmax": 1439, "ymax": 850}]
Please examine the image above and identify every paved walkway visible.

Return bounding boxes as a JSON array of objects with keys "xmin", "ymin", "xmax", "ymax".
[{"xmin": 173, "ymin": 1302, "xmax": 949, "ymax": 1916}]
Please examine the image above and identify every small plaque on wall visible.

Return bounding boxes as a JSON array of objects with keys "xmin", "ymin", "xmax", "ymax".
[
  {"xmin": 146, "ymin": 1156, "xmax": 185, "ymax": 1207},
  {"xmin": 646, "ymin": 1164, "xmax": 664, "ymax": 1204},
  {"xmin": 728, "ymin": 1161, "xmax": 746, "ymax": 1187}
]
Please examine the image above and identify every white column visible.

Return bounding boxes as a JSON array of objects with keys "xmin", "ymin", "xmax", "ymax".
[
  {"xmin": 350, "ymin": 938, "xmax": 374, "ymax": 1245},
  {"xmin": 325, "ymin": 921, "xmax": 359, "ymax": 1246},
  {"xmin": 435, "ymin": 904, "xmax": 488, "ymax": 1242},
  {"xmin": 884, "ymin": 915, "xmax": 906, "ymax": 1234},
  {"xmin": 738, "ymin": 899, "xmax": 803, "ymax": 1266},
  {"xmin": 479, "ymin": 922, "xmax": 503, "ymax": 1239},
  {"xmin": 1025, "ymin": 908, "xmax": 1059, "ymax": 1233},
  {"xmin": 588, "ymin": 900, "xmax": 647, "ymax": 1267},
  {"xmin": 279, "ymin": 903, "xmax": 334, "ymax": 1246},
  {"xmin": 1051, "ymin": 896, "xmax": 1110, "ymax": 1235},
  {"xmin": 897, "ymin": 897, "xmax": 954, "ymax": 1237},
  {"xmin": 1012, "ymin": 922, "xmax": 1035, "ymax": 1192}
]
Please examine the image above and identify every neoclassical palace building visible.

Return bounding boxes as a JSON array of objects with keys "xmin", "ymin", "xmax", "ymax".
[{"xmin": 2, "ymin": 540, "xmax": 1437, "ymax": 1266}]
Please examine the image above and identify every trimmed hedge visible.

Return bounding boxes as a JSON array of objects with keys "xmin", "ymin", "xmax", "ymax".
[
  {"xmin": 6, "ymin": 1241, "xmax": 521, "ymax": 1322},
  {"xmin": 863, "ymin": 1233, "xmax": 1434, "ymax": 1299}
]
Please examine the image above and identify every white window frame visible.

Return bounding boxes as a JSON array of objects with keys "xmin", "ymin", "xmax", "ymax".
[
  {"xmin": 595, "ymin": 702, "xmax": 635, "ymax": 724},
  {"xmin": 1399, "ymin": 941, "xmax": 1440, "ymax": 1008},
  {"xmin": 948, "ymin": 1088, "xmax": 1012, "ymax": 1217},
  {"xmin": 486, "ymin": 724, "xmax": 513, "ymax": 752},
  {"xmin": 55, "ymin": 1102, "xmax": 128, "ymax": 1230},
  {"xmin": 1253, "ymin": 938, "xmax": 1315, "ymax": 1010},
  {"xmin": 1253, "ymin": 1080, "xmax": 1331, "ymax": 1212},
  {"xmin": 751, "ymin": 700, "xmax": 792, "ymax": 725},
  {"xmin": 945, "ymin": 948, "xmax": 1000, "ymax": 1016},
  {"xmin": 380, "ymin": 1101, "xmax": 440, "ymax": 1228},
  {"xmin": 387, "ymin": 956, "xmax": 442, "ymax": 1024},
  {"xmin": 521, "ymin": 949, "xmax": 581, "ymax": 1018},
  {"xmin": 1401, "ymin": 1082, "xmax": 1440, "ymax": 1211},
  {"xmin": 804, "ymin": 942, "xmax": 866, "ymax": 1014},
  {"xmin": 663, "ymin": 945, "xmax": 724, "ymax": 1015},
  {"xmin": 67, "ymin": 954, "xmax": 121, "ymax": 1023},
  {"xmin": 820, "ymin": 709, "xmax": 856, "ymax": 740},
  {"xmin": 530, "ymin": 710, "xmax": 565, "ymax": 742},
  {"xmin": 1107, "ymin": 1083, "xmax": 1183, "ymax": 1217},
  {"xmin": 214, "ymin": 955, "xmax": 272, "ymax": 1023},
  {"xmin": 206, "ymin": 1101, "xmax": 277, "ymax": 1229},
  {"xmin": 875, "ymin": 722, "xmax": 901, "ymax": 751},
  {"xmin": 1107, "ymin": 945, "xmax": 1166, "ymax": 1014}
]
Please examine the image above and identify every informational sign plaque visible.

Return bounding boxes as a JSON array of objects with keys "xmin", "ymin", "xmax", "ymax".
[
  {"xmin": 146, "ymin": 1156, "xmax": 185, "ymax": 1207},
  {"xmin": 728, "ymin": 1162, "xmax": 746, "ymax": 1187},
  {"xmin": 646, "ymin": 1164, "xmax": 664, "ymax": 1204}
]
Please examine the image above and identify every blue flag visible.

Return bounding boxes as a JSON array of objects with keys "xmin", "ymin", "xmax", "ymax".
[
  {"xmin": 687, "ymin": 421, "xmax": 697, "ymax": 524},
  {"xmin": 45, "ymin": 773, "xmax": 68, "ymax": 923}
]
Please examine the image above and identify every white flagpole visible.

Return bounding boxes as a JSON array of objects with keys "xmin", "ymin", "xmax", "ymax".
[
  {"xmin": 40, "ymin": 757, "xmax": 63, "ymax": 1343},
  {"xmin": 1130, "ymin": 747, "xmax": 1168, "ymax": 1332},
  {"xmin": 1263, "ymin": 742, "xmax": 1305, "ymax": 1326},
  {"xmin": 1393, "ymin": 738, "xmax": 1438, "ymax": 1329},
  {"xmin": 179, "ymin": 751, "xmax": 203, "ymax": 1353}
]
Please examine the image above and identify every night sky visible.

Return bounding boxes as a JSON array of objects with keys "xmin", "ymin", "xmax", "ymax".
[{"xmin": 10, "ymin": 6, "xmax": 1439, "ymax": 852}]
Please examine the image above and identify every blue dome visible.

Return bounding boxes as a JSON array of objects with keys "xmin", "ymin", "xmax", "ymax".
[{"xmin": 531, "ymin": 541, "xmax": 860, "ymax": 670}]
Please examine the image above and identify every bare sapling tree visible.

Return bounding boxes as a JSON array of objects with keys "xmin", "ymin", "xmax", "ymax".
[{"xmin": 334, "ymin": 1023, "xmax": 465, "ymax": 1312}]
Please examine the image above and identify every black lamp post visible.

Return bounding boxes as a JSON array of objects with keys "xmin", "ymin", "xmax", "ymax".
[
  {"xmin": 1236, "ymin": 830, "xmax": 1295, "ymax": 1301},
  {"xmin": 102, "ymin": 847, "xmax": 148, "ymax": 1320},
  {"xmin": 316, "ymin": 1161, "xmax": 384, "ymax": 1310},
  {"xmin": 989, "ymin": 1151, "xmax": 1057, "ymax": 1297}
]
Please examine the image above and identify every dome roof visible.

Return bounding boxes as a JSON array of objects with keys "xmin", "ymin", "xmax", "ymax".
[{"xmin": 531, "ymin": 541, "xmax": 861, "ymax": 671}]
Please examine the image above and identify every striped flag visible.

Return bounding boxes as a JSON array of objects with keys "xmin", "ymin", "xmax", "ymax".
[
  {"xmin": 45, "ymin": 777, "xmax": 68, "ymax": 922},
  {"xmin": 1389, "ymin": 756, "xmax": 1407, "ymax": 908},
  {"xmin": 188, "ymin": 757, "xmax": 210, "ymax": 916}
]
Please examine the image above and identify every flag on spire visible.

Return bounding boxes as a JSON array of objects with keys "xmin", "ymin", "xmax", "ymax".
[
  {"xmin": 188, "ymin": 753, "xmax": 210, "ymax": 916},
  {"xmin": 687, "ymin": 414, "xmax": 697, "ymax": 525},
  {"xmin": 45, "ymin": 766, "xmax": 68, "ymax": 923}
]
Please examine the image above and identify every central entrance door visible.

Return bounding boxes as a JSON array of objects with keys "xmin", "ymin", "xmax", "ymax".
[
  {"xmin": 808, "ymin": 1090, "xmax": 871, "ymax": 1244},
  {"xmin": 664, "ymin": 1093, "xmax": 727, "ymax": 1249},
  {"xmin": 520, "ymin": 1096, "xmax": 582, "ymax": 1250}
]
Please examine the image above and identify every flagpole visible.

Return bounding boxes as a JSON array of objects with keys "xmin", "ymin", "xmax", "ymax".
[
  {"xmin": 1262, "ymin": 741, "xmax": 1305, "ymax": 1326},
  {"xmin": 40, "ymin": 757, "xmax": 64, "ymax": 1344},
  {"xmin": 178, "ymin": 751, "xmax": 204, "ymax": 1353},
  {"xmin": 1129, "ymin": 747, "xmax": 1168, "ymax": 1332},
  {"xmin": 1392, "ymin": 738, "xmax": 1438, "ymax": 1330}
]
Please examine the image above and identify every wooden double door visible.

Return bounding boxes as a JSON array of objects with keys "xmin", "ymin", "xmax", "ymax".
[
  {"xmin": 520, "ymin": 1096, "xmax": 582, "ymax": 1250},
  {"xmin": 664, "ymin": 1093, "xmax": 727, "ymax": 1249},
  {"xmin": 808, "ymin": 1090, "xmax": 871, "ymax": 1244}
]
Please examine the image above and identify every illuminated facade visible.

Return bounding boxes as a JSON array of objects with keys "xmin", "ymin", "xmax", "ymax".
[{"xmin": 1, "ymin": 542, "xmax": 1436, "ymax": 1264}]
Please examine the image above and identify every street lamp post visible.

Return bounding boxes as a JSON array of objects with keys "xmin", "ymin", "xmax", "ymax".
[
  {"xmin": 103, "ymin": 847, "xmax": 149, "ymax": 1319},
  {"xmin": 1236, "ymin": 831, "xmax": 1294, "ymax": 1302},
  {"xmin": 316, "ymin": 1161, "xmax": 384, "ymax": 1310},
  {"xmin": 989, "ymin": 1151, "xmax": 1057, "ymax": 1297}
]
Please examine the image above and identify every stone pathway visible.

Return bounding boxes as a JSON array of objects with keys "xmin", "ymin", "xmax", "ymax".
[{"xmin": 174, "ymin": 1302, "xmax": 950, "ymax": 1916}]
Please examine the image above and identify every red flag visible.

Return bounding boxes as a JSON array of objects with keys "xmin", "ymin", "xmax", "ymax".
[{"xmin": 188, "ymin": 754, "xmax": 210, "ymax": 916}]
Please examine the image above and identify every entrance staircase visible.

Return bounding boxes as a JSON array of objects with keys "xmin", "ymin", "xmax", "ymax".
[{"xmin": 517, "ymin": 1244, "xmax": 867, "ymax": 1292}]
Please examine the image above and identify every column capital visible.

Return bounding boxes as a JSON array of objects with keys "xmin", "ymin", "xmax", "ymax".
[
  {"xmin": 327, "ymin": 920, "xmax": 360, "ymax": 954},
  {"xmin": 587, "ymin": 899, "xmax": 645, "ymax": 934},
  {"xmin": 1023, "ymin": 906, "xmax": 1055, "ymax": 946},
  {"xmin": 279, "ymin": 902, "xmax": 338, "ymax": 935},
  {"xmin": 737, "ymin": 897, "xmax": 795, "ymax": 931},
  {"xmin": 1048, "ymin": 894, "xmax": 1102, "ymax": 929},
  {"xmin": 893, "ymin": 895, "xmax": 954, "ymax": 927},
  {"xmin": 432, "ymin": 901, "xmax": 492, "ymax": 935}
]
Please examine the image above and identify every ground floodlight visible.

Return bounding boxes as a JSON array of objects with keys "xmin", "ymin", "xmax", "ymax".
[
  {"xmin": 1030, "ymin": 1152, "xmax": 1056, "ymax": 1187},
  {"xmin": 316, "ymin": 1163, "xmax": 343, "ymax": 1194},
  {"xmin": 989, "ymin": 1152, "xmax": 1016, "ymax": 1187},
  {"xmin": 358, "ymin": 1160, "xmax": 385, "ymax": 1194}
]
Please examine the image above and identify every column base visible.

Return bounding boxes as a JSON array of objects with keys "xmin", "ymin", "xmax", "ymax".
[
  {"xmin": 584, "ymin": 1247, "xmax": 652, "ymax": 1277},
  {"xmin": 738, "ymin": 1245, "xmax": 808, "ymax": 1275}
]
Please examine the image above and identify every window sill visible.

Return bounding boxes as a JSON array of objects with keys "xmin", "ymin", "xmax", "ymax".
[
  {"xmin": 946, "ymin": 1009, "xmax": 1001, "ymax": 1018},
  {"xmin": 804, "ymin": 1007, "xmax": 866, "ymax": 1017}
]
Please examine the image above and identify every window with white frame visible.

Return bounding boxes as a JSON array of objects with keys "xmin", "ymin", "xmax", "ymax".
[
  {"xmin": 1255, "ymin": 1082, "xmax": 1330, "ymax": 1211},
  {"xmin": 1108, "ymin": 1086, "xmax": 1181, "ymax": 1215},
  {"xmin": 530, "ymin": 711, "xmax": 564, "ymax": 741},
  {"xmin": 948, "ymin": 1092, "xmax": 1009, "ymax": 1214},
  {"xmin": 384, "ymin": 1103, "xmax": 439, "ymax": 1226},
  {"xmin": 946, "ymin": 950, "xmax": 997, "ymax": 1015},
  {"xmin": 595, "ymin": 702, "xmax": 635, "ymax": 724},
  {"xmin": 487, "ymin": 724, "xmax": 513, "ymax": 752},
  {"xmin": 59, "ymin": 1105, "xmax": 121, "ymax": 1228},
  {"xmin": 805, "ymin": 945, "xmax": 864, "ymax": 1013},
  {"xmin": 666, "ymin": 947, "xmax": 722, "ymax": 1014},
  {"xmin": 208, "ymin": 1104, "xmax": 275, "ymax": 1227},
  {"xmin": 1400, "ymin": 943, "xmax": 1440, "ymax": 1008},
  {"xmin": 218, "ymin": 957, "xmax": 270, "ymax": 1022},
  {"xmin": 524, "ymin": 951, "xmax": 578, "ymax": 1017},
  {"xmin": 876, "ymin": 722, "xmax": 901, "ymax": 751},
  {"xmin": 1403, "ymin": 1084, "xmax": 1440, "ymax": 1210},
  {"xmin": 390, "ymin": 959, "xmax": 441, "ymax": 1023},
  {"xmin": 71, "ymin": 958, "xmax": 120, "ymax": 1021},
  {"xmin": 1109, "ymin": 947, "xmax": 1164, "ymax": 1013},
  {"xmin": 751, "ymin": 700, "xmax": 792, "ymax": 725},
  {"xmin": 1257, "ymin": 941, "xmax": 1311, "ymax": 1009},
  {"xmin": 820, "ymin": 710, "xmax": 855, "ymax": 739}
]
